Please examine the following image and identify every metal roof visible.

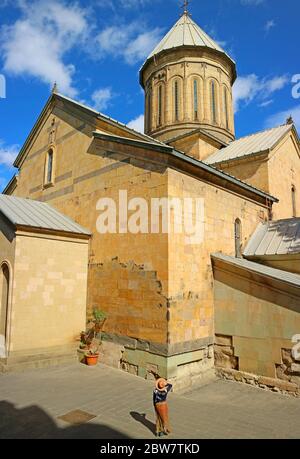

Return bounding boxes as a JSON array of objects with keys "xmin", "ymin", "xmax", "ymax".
[
  {"xmin": 0, "ymin": 195, "xmax": 91, "ymax": 236},
  {"xmin": 244, "ymin": 218, "xmax": 300, "ymax": 257},
  {"xmin": 92, "ymin": 129, "xmax": 278, "ymax": 203},
  {"xmin": 13, "ymin": 91, "xmax": 166, "ymax": 168},
  {"xmin": 205, "ymin": 124, "xmax": 292, "ymax": 165},
  {"xmin": 212, "ymin": 252, "xmax": 300, "ymax": 289},
  {"xmin": 145, "ymin": 13, "xmax": 234, "ymax": 64}
]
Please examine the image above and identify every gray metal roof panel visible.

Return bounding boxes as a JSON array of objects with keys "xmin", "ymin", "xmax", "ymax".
[
  {"xmin": 212, "ymin": 252, "xmax": 300, "ymax": 288},
  {"xmin": 205, "ymin": 124, "xmax": 292, "ymax": 165},
  {"xmin": 0, "ymin": 195, "xmax": 91, "ymax": 236},
  {"xmin": 244, "ymin": 218, "xmax": 300, "ymax": 257},
  {"xmin": 145, "ymin": 13, "xmax": 234, "ymax": 63}
]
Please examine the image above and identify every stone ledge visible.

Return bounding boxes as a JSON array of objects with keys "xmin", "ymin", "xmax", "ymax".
[
  {"xmin": 101, "ymin": 332, "xmax": 213, "ymax": 357},
  {"xmin": 216, "ymin": 367, "xmax": 300, "ymax": 397}
]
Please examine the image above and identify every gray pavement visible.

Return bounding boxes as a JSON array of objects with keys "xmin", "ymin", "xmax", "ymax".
[{"xmin": 0, "ymin": 363, "xmax": 299, "ymax": 439}]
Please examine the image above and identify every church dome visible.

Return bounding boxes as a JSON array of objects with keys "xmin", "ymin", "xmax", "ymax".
[
  {"xmin": 140, "ymin": 12, "xmax": 237, "ymax": 145},
  {"xmin": 144, "ymin": 13, "xmax": 235, "ymax": 72}
]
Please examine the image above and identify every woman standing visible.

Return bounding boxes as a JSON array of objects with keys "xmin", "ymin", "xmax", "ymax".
[{"xmin": 153, "ymin": 377, "xmax": 172, "ymax": 437}]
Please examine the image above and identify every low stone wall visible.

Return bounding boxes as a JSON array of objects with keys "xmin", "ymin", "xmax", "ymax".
[
  {"xmin": 216, "ymin": 367, "xmax": 300, "ymax": 398},
  {"xmin": 97, "ymin": 334, "xmax": 215, "ymax": 391},
  {"xmin": 214, "ymin": 334, "xmax": 300, "ymax": 397}
]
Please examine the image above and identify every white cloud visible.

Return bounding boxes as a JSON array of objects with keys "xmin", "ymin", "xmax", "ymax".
[
  {"xmin": 97, "ymin": 0, "xmax": 159, "ymax": 10},
  {"xmin": 0, "ymin": 140, "xmax": 19, "ymax": 167},
  {"xmin": 96, "ymin": 23, "xmax": 164, "ymax": 65},
  {"xmin": 0, "ymin": 0, "xmax": 89, "ymax": 97},
  {"xmin": 127, "ymin": 114, "xmax": 145, "ymax": 133},
  {"xmin": 265, "ymin": 105, "xmax": 300, "ymax": 131},
  {"xmin": 264, "ymin": 19, "xmax": 276, "ymax": 33},
  {"xmin": 259, "ymin": 99, "xmax": 273, "ymax": 108},
  {"xmin": 233, "ymin": 74, "xmax": 289, "ymax": 112},
  {"xmin": 91, "ymin": 87, "xmax": 114, "ymax": 112}
]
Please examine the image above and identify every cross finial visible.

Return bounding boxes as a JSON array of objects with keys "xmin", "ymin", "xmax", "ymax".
[
  {"xmin": 181, "ymin": 0, "xmax": 190, "ymax": 16},
  {"xmin": 52, "ymin": 81, "xmax": 58, "ymax": 94}
]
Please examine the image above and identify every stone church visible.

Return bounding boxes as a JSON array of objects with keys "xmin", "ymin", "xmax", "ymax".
[{"xmin": 1, "ymin": 11, "xmax": 300, "ymax": 392}]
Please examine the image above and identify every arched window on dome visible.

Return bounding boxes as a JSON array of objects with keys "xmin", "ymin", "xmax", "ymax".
[
  {"xmin": 193, "ymin": 79, "xmax": 199, "ymax": 120},
  {"xmin": 223, "ymin": 86, "xmax": 229, "ymax": 130},
  {"xmin": 147, "ymin": 89, "xmax": 152, "ymax": 131},
  {"xmin": 211, "ymin": 80, "xmax": 218, "ymax": 124},
  {"xmin": 157, "ymin": 85, "xmax": 163, "ymax": 126},
  {"xmin": 174, "ymin": 80, "xmax": 180, "ymax": 121}
]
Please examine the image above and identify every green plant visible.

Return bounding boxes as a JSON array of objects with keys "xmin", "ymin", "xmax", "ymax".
[{"xmin": 92, "ymin": 308, "xmax": 107, "ymax": 323}]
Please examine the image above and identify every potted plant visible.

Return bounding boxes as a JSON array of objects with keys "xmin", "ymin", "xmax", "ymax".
[
  {"xmin": 91, "ymin": 308, "xmax": 107, "ymax": 334},
  {"xmin": 85, "ymin": 347, "xmax": 100, "ymax": 366},
  {"xmin": 78, "ymin": 308, "xmax": 107, "ymax": 365}
]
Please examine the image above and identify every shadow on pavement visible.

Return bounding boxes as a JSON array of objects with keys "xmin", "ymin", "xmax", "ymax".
[
  {"xmin": 0, "ymin": 401, "xmax": 130, "ymax": 439},
  {"xmin": 130, "ymin": 411, "xmax": 156, "ymax": 435}
]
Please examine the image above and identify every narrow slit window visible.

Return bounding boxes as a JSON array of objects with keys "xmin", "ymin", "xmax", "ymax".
[
  {"xmin": 292, "ymin": 185, "xmax": 297, "ymax": 217},
  {"xmin": 235, "ymin": 218, "xmax": 242, "ymax": 258},
  {"xmin": 211, "ymin": 81, "xmax": 217, "ymax": 124},
  {"xmin": 194, "ymin": 79, "xmax": 199, "ymax": 120},
  {"xmin": 47, "ymin": 149, "xmax": 54, "ymax": 183},
  {"xmin": 147, "ymin": 91, "xmax": 152, "ymax": 131},
  {"xmin": 224, "ymin": 87, "xmax": 229, "ymax": 129},
  {"xmin": 174, "ymin": 80, "xmax": 179, "ymax": 121},
  {"xmin": 158, "ymin": 86, "xmax": 162, "ymax": 126}
]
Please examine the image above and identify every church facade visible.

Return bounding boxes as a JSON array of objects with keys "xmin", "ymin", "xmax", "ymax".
[{"xmin": 1, "ymin": 12, "xmax": 300, "ymax": 392}]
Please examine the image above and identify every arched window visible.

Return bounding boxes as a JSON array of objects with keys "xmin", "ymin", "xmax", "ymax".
[
  {"xmin": 0, "ymin": 263, "xmax": 9, "ymax": 343},
  {"xmin": 211, "ymin": 80, "xmax": 218, "ymax": 124},
  {"xmin": 193, "ymin": 79, "xmax": 199, "ymax": 120},
  {"xmin": 44, "ymin": 148, "xmax": 55, "ymax": 186},
  {"xmin": 235, "ymin": 218, "xmax": 242, "ymax": 258},
  {"xmin": 147, "ymin": 90, "xmax": 152, "ymax": 131},
  {"xmin": 292, "ymin": 185, "xmax": 297, "ymax": 217},
  {"xmin": 224, "ymin": 87, "xmax": 229, "ymax": 130},
  {"xmin": 47, "ymin": 149, "xmax": 54, "ymax": 184},
  {"xmin": 174, "ymin": 80, "xmax": 180, "ymax": 121},
  {"xmin": 157, "ymin": 85, "xmax": 163, "ymax": 126}
]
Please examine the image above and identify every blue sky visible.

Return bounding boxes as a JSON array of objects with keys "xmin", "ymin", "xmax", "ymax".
[{"xmin": 0, "ymin": 0, "xmax": 299, "ymax": 190}]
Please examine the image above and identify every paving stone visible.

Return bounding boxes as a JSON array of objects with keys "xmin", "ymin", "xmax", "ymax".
[{"xmin": 0, "ymin": 363, "xmax": 300, "ymax": 439}]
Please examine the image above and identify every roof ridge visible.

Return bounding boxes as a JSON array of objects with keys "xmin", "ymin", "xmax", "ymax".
[
  {"xmin": 55, "ymin": 93, "xmax": 168, "ymax": 147},
  {"xmin": 234, "ymin": 123, "xmax": 291, "ymax": 143}
]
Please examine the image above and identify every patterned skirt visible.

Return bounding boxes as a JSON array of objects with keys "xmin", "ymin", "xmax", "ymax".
[{"xmin": 154, "ymin": 402, "xmax": 171, "ymax": 434}]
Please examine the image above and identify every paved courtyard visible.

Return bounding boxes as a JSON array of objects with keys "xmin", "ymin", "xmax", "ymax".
[{"xmin": 0, "ymin": 363, "xmax": 299, "ymax": 439}]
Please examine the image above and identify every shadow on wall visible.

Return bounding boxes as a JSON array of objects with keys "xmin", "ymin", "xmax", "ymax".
[{"xmin": 0, "ymin": 401, "xmax": 130, "ymax": 439}]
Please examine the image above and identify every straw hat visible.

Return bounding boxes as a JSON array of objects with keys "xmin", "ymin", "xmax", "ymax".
[{"xmin": 155, "ymin": 378, "xmax": 167, "ymax": 391}]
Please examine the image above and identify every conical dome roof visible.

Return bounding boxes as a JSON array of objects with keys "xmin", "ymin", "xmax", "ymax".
[{"xmin": 141, "ymin": 13, "xmax": 235, "ymax": 80}]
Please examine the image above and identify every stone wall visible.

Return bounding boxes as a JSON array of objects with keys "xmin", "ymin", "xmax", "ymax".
[
  {"xmin": 217, "ymin": 130, "xmax": 300, "ymax": 221},
  {"xmin": 10, "ymin": 99, "xmax": 270, "ymax": 383},
  {"xmin": 10, "ymin": 231, "xmax": 89, "ymax": 352},
  {"xmin": 213, "ymin": 256, "xmax": 300, "ymax": 393},
  {"xmin": 268, "ymin": 132, "xmax": 300, "ymax": 220}
]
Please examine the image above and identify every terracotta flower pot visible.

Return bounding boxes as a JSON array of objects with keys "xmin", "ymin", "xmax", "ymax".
[{"xmin": 85, "ymin": 354, "xmax": 99, "ymax": 366}]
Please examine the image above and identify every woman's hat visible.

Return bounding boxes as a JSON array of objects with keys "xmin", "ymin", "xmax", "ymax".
[{"xmin": 155, "ymin": 378, "xmax": 167, "ymax": 391}]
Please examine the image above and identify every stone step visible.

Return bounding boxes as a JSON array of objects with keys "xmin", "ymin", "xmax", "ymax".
[{"xmin": 0, "ymin": 344, "xmax": 79, "ymax": 374}]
